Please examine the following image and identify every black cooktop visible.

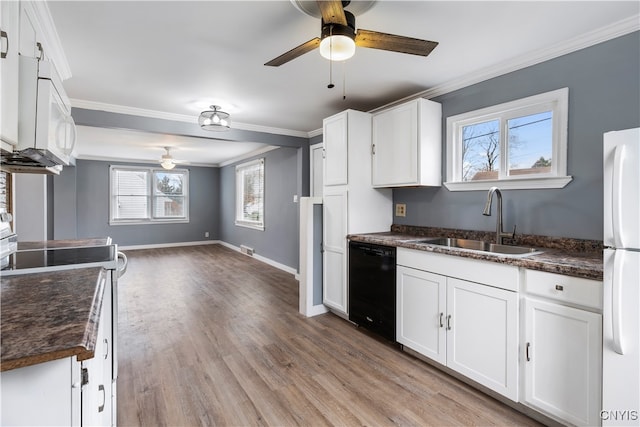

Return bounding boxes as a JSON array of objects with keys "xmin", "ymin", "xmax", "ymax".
[{"xmin": 2, "ymin": 245, "xmax": 116, "ymax": 272}]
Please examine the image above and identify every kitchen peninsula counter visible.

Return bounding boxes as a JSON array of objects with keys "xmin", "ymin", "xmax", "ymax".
[
  {"xmin": 349, "ymin": 226, "xmax": 603, "ymax": 281},
  {"xmin": 0, "ymin": 267, "xmax": 106, "ymax": 372}
]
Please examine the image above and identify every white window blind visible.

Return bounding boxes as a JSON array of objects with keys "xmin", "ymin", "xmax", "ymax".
[
  {"xmin": 110, "ymin": 166, "xmax": 189, "ymax": 224},
  {"xmin": 235, "ymin": 158, "xmax": 264, "ymax": 230}
]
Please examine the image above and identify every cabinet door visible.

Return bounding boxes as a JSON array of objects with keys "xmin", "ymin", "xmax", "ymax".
[
  {"xmin": 523, "ymin": 298, "xmax": 602, "ymax": 426},
  {"xmin": 0, "ymin": 357, "xmax": 80, "ymax": 426},
  {"xmin": 83, "ymin": 276, "xmax": 112, "ymax": 427},
  {"xmin": 396, "ymin": 266, "xmax": 446, "ymax": 364},
  {"xmin": 446, "ymin": 278, "xmax": 518, "ymax": 401},
  {"xmin": 372, "ymin": 101, "xmax": 418, "ymax": 187},
  {"xmin": 323, "ymin": 113, "xmax": 348, "ymax": 187},
  {"xmin": 323, "ymin": 192, "xmax": 347, "ymax": 314},
  {"xmin": 0, "ymin": 0, "xmax": 20, "ymax": 146}
]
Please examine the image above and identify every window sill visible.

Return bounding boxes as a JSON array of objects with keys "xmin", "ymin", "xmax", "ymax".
[
  {"xmin": 443, "ymin": 175, "xmax": 573, "ymax": 191},
  {"xmin": 235, "ymin": 221, "xmax": 264, "ymax": 231}
]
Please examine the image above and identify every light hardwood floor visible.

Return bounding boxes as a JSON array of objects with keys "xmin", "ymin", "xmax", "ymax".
[{"xmin": 117, "ymin": 245, "xmax": 541, "ymax": 426}]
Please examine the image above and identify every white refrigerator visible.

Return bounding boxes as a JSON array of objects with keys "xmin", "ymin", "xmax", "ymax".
[{"xmin": 603, "ymin": 127, "xmax": 640, "ymax": 426}]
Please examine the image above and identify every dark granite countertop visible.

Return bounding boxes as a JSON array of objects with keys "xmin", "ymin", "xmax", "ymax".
[
  {"xmin": 349, "ymin": 225, "xmax": 603, "ymax": 281},
  {"xmin": 1, "ymin": 267, "xmax": 106, "ymax": 372},
  {"xmin": 17, "ymin": 237, "xmax": 112, "ymax": 251}
]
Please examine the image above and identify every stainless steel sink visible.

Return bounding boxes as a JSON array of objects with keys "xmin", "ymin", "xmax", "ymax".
[{"xmin": 407, "ymin": 237, "xmax": 542, "ymax": 257}]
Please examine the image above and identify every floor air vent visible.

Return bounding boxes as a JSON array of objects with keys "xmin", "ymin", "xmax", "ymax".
[{"xmin": 240, "ymin": 245, "xmax": 254, "ymax": 256}]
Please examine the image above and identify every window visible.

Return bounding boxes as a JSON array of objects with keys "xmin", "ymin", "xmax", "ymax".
[
  {"xmin": 445, "ymin": 88, "xmax": 572, "ymax": 191},
  {"xmin": 235, "ymin": 158, "xmax": 264, "ymax": 230},
  {"xmin": 110, "ymin": 166, "xmax": 189, "ymax": 224}
]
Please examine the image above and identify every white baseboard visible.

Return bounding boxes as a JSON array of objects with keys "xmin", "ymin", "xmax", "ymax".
[
  {"xmin": 119, "ymin": 240, "xmax": 298, "ymax": 277},
  {"xmin": 217, "ymin": 241, "xmax": 298, "ymax": 276},
  {"xmin": 119, "ymin": 240, "xmax": 220, "ymax": 250},
  {"xmin": 304, "ymin": 304, "xmax": 329, "ymax": 317}
]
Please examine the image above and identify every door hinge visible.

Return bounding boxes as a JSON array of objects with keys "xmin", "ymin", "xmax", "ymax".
[{"xmin": 81, "ymin": 368, "xmax": 89, "ymax": 386}]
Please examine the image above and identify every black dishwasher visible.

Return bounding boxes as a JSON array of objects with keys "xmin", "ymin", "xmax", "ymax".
[{"xmin": 348, "ymin": 241, "xmax": 396, "ymax": 342}]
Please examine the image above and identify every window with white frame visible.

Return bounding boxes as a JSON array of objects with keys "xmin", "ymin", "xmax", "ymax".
[
  {"xmin": 110, "ymin": 166, "xmax": 189, "ymax": 224},
  {"xmin": 445, "ymin": 88, "xmax": 572, "ymax": 191},
  {"xmin": 235, "ymin": 158, "xmax": 265, "ymax": 230}
]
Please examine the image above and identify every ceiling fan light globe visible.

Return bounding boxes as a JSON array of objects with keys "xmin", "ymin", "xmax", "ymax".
[
  {"xmin": 320, "ymin": 35, "xmax": 356, "ymax": 61},
  {"xmin": 160, "ymin": 159, "xmax": 176, "ymax": 170}
]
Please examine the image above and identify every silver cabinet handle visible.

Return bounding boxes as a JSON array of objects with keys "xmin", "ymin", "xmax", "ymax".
[
  {"xmin": 104, "ymin": 338, "xmax": 109, "ymax": 360},
  {"xmin": 98, "ymin": 384, "xmax": 105, "ymax": 412},
  {"xmin": 439, "ymin": 312, "xmax": 444, "ymax": 328},
  {"xmin": 1, "ymin": 30, "xmax": 8, "ymax": 59},
  {"xmin": 526, "ymin": 342, "xmax": 531, "ymax": 361},
  {"xmin": 371, "ymin": 144, "xmax": 376, "ymax": 155},
  {"xmin": 446, "ymin": 315, "xmax": 452, "ymax": 330}
]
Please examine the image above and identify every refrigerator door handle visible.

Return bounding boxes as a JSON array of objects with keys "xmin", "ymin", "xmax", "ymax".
[
  {"xmin": 612, "ymin": 250, "xmax": 625, "ymax": 355},
  {"xmin": 612, "ymin": 144, "xmax": 626, "ymax": 249}
]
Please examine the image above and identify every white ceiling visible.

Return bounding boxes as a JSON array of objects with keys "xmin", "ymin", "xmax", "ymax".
[{"xmin": 47, "ymin": 1, "xmax": 639, "ymax": 166}]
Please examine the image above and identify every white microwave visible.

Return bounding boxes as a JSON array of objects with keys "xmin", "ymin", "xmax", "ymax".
[{"xmin": 17, "ymin": 55, "xmax": 76, "ymax": 167}]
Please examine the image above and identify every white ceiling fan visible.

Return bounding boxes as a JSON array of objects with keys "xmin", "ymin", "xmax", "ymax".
[{"xmin": 159, "ymin": 147, "xmax": 188, "ymax": 170}]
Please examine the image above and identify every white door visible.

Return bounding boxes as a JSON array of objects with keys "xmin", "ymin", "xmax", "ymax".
[
  {"xmin": 396, "ymin": 266, "xmax": 446, "ymax": 364},
  {"xmin": 322, "ymin": 191, "xmax": 347, "ymax": 314},
  {"xmin": 446, "ymin": 278, "xmax": 518, "ymax": 401},
  {"xmin": 523, "ymin": 297, "xmax": 602, "ymax": 426},
  {"xmin": 323, "ymin": 113, "xmax": 348, "ymax": 187},
  {"xmin": 310, "ymin": 142, "xmax": 324, "ymax": 197}
]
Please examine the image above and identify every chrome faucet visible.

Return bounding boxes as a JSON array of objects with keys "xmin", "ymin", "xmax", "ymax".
[{"xmin": 483, "ymin": 187, "xmax": 516, "ymax": 245}]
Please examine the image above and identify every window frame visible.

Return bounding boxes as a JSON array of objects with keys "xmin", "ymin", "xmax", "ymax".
[
  {"xmin": 235, "ymin": 158, "xmax": 265, "ymax": 231},
  {"xmin": 109, "ymin": 165, "xmax": 189, "ymax": 225},
  {"xmin": 445, "ymin": 87, "xmax": 572, "ymax": 191}
]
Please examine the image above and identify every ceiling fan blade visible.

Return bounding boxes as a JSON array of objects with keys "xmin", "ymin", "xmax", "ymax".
[
  {"xmin": 264, "ymin": 37, "xmax": 321, "ymax": 66},
  {"xmin": 316, "ymin": 0, "xmax": 347, "ymax": 25},
  {"xmin": 355, "ymin": 29, "xmax": 438, "ymax": 57}
]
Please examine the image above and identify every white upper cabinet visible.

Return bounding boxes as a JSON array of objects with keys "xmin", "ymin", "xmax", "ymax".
[
  {"xmin": 372, "ymin": 98, "xmax": 442, "ymax": 187},
  {"xmin": 1, "ymin": 0, "xmax": 20, "ymax": 148},
  {"xmin": 323, "ymin": 112, "xmax": 349, "ymax": 187}
]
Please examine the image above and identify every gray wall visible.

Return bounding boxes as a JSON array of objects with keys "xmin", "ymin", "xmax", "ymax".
[
  {"xmin": 54, "ymin": 159, "xmax": 220, "ymax": 247},
  {"xmin": 393, "ymin": 32, "xmax": 640, "ymax": 240},
  {"xmin": 219, "ymin": 147, "xmax": 300, "ymax": 269}
]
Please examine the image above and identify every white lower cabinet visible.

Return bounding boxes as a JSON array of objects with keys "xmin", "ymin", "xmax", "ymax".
[
  {"xmin": 322, "ymin": 191, "xmax": 348, "ymax": 314},
  {"xmin": 522, "ymin": 297, "xmax": 602, "ymax": 426},
  {"xmin": 1, "ymin": 273, "xmax": 114, "ymax": 426},
  {"xmin": 397, "ymin": 262, "xmax": 519, "ymax": 401}
]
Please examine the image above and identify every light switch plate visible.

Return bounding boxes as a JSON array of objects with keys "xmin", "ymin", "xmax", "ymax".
[{"xmin": 395, "ymin": 203, "xmax": 406, "ymax": 217}]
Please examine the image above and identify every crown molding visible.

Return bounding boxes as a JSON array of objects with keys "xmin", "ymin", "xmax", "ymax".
[
  {"xmin": 29, "ymin": 1, "xmax": 72, "ymax": 80},
  {"xmin": 369, "ymin": 14, "xmax": 640, "ymax": 113},
  {"xmin": 75, "ymin": 144, "xmax": 280, "ymax": 168},
  {"xmin": 70, "ymin": 14, "xmax": 638, "ymax": 138},
  {"xmin": 218, "ymin": 146, "xmax": 280, "ymax": 168},
  {"xmin": 70, "ymin": 99, "xmax": 311, "ymax": 139}
]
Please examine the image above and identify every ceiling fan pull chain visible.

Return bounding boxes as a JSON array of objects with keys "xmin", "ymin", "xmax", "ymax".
[
  {"xmin": 327, "ymin": 25, "xmax": 335, "ymax": 89},
  {"xmin": 342, "ymin": 60, "xmax": 347, "ymax": 100}
]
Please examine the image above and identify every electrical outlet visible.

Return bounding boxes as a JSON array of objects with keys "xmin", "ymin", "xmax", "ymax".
[
  {"xmin": 204, "ymin": 231, "xmax": 209, "ymax": 238},
  {"xmin": 395, "ymin": 203, "xmax": 406, "ymax": 217}
]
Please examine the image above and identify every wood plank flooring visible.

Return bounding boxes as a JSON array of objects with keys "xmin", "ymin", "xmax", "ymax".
[{"xmin": 117, "ymin": 244, "xmax": 541, "ymax": 426}]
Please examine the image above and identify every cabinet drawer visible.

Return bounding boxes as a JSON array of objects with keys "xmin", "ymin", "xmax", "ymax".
[
  {"xmin": 397, "ymin": 248, "xmax": 519, "ymax": 291},
  {"xmin": 524, "ymin": 269, "xmax": 602, "ymax": 310}
]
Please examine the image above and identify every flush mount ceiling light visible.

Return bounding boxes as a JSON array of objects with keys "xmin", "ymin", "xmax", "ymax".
[{"xmin": 198, "ymin": 105, "xmax": 231, "ymax": 131}]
